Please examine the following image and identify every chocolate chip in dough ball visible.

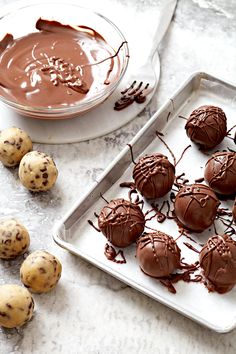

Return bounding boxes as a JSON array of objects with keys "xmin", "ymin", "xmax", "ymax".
[
  {"xmin": 19, "ymin": 151, "xmax": 58, "ymax": 192},
  {"xmin": 0, "ymin": 127, "xmax": 32, "ymax": 167},
  {"xmin": 0, "ymin": 284, "xmax": 34, "ymax": 328},
  {"xmin": 0, "ymin": 218, "xmax": 30, "ymax": 259},
  {"xmin": 20, "ymin": 251, "xmax": 62, "ymax": 293}
]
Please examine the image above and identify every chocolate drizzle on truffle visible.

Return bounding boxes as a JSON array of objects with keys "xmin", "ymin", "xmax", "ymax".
[
  {"xmin": 174, "ymin": 184, "xmax": 220, "ymax": 232},
  {"xmin": 98, "ymin": 198, "xmax": 145, "ymax": 247},
  {"xmin": 185, "ymin": 105, "xmax": 227, "ymax": 150},
  {"xmin": 204, "ymin": 151, "xmax": 236, "ymax": 195},
  {"xmin": 199, "ymin": 234, "xmax": 236, "ymax": 293}
]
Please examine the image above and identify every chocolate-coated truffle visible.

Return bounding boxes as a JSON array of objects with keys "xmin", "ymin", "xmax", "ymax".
[
  {"xmin": 136, "ymin": 231, "xmax": 181, "ymax": 278},
  {"xmin": 199, "ymin": 234, "xmax": 236, "ymax": 293},
  {"xmin": 185, "ymin": 105, "xmax": 227, "ymax": 150},
  {"xmin": 98, "ymin": 198, "xmax": 145, "ymax": 247},
  {"xmin": 133, "ymin": 153, "xmax": 175, "ymax": 199},
  {"xmin": 204, "ymin": 151, "xmax": 236, "ymax": 195},
  {"xmin": 174, "ymin": 184, "xmax": 220, "ymax": 232}
]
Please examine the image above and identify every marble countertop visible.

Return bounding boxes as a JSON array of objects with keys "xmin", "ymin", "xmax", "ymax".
[{"xmin": 0, "ymin": 0, "xmax": 236, "ymax": 353}]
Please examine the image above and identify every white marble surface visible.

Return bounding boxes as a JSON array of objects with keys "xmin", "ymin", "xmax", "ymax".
[{"xmin": 0, "ymin": 0, "xmax": 236, "ymax": 353}]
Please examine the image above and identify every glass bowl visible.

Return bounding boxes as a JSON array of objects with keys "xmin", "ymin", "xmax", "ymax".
[{"xmin": 0, "ymin": 1, "xmax": 129, "ymax": 119}]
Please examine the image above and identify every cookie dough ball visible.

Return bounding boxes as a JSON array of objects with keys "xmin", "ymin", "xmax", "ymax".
[
  {"xmin": 0, "ymin": 284, "xmax": 34, "ymax": 328},
  {"xmin": 0, "ymin": 127, "xmax": 32, "ymax": 167},
  {"xmin": 20, "ymin": 251, "xmax": 62, "ymax": 293},
  {"xmin": 19, "ymin": 151, "xmax": 58, "ymax": 192},
  {"xmin": 0, "ymin": 218, "xmax": 30, "ymax": 259}
]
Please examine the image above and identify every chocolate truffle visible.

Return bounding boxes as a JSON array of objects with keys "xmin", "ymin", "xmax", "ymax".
[
  {"xmin": 174, "ymin": 184, "xmax": 220, "ymax": 232},
  {"xmin": 233, "ymin": 199, "xmax": 236, "ymax": 223},
  {"xmin": 136, "ymin": 231, "xmax": 181, "ymax": 278},
  {"xmin": 98, "ymin": 198, "xmax": 145, "ymax": 247},
  {"xmin": 204, "ymin": 151, "xmax": 236, "ymax": 195},
  {"xmin": 199, "ymin": 234, "xmax": 236, "ymax": 293},
  {"xmin": 185, "ymin": 105, "xmax": 227, "ymax": 150},
  {"xmin": 133, "ymin": 153, "xmax": 175, "ymax": 199}
]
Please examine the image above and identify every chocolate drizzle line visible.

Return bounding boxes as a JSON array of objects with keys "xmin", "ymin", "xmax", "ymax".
[
  {"xmin": 104, "ymin": 243, "xmax": 126, "ymax": 264},
  {"xmin": 127, "ymin": 144, "xmax": 136, "ymax": 165},
  {"xmin": 87, "ymin": 219, "xmax": 101, "ymax": 232},
  {"xmin": 227, "ymin": 124, "xmax": 236, "ymax": 136},
  {"xmin": 150, "ymin": 201, "xmax": 174, "ymax": 222},
  {"xmin": 166, "ymin": 111, "xmax": 171, "ymax": 122},
  {"xmin": 178, "ymin": 115, "xmax": 188, "ymax": 120},
  {"xmin": 183, "ymin": 242, "xmax": 200, "ymax": 253},
  {"xmin": 156, "ymin": 131, "xmax": 176, "ymax": 166},
  {"xmin": 81, "ymin": 40, "xmax": 128, "ymax": 85},
  {"xmin": 158, "ymin": 263, "xmax": 201, "ymax": 294},
  {"xmin": 114, "ymin": 81, "xmax": 151, "ymax": 111},
  {"xmin": 175, "ymin": 145, "xmax": 191, "ymax": 166},
  {"xmin": 100, "ymin": 193, "xmax": 109, "ymax": 203},
  {"xmin": 174, "ymin": 173, "xmax": 189, "ymax": 188},
  {"xmin": 216, "ymin": 207, "xmax": 235, "ymax": 235},
  {"xmin": 195, "ymin": 177, "xmax": 204, "ymax": 183},
  {"xmin": 120, "ymin": 181, "xmax": 135, "ymax": 189}
]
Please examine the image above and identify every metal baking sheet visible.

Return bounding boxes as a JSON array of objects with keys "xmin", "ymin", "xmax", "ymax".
[{"xmin": 53, "ymin": 72, "xmax": 236, "ymax": 333}]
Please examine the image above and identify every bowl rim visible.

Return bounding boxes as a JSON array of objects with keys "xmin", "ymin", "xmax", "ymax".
[{"xmin": 0, "ymin": 0, "xmax": 129, "ymax": 114}]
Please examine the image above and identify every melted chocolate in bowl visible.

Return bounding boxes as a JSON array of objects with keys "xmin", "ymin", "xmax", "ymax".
[{"xmin": 0, "ymin": 18, "xmax": 127, "ymax": 116}]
